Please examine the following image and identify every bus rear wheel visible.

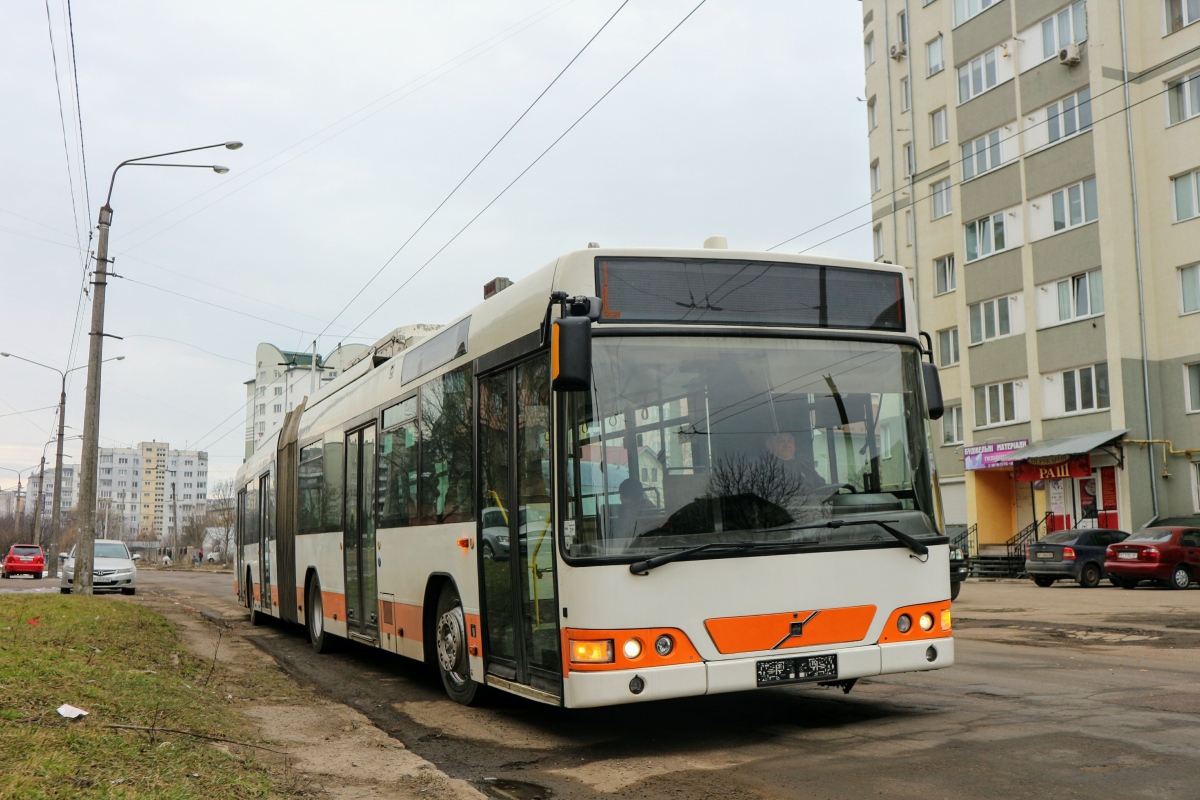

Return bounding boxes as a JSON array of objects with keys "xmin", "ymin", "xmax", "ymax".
[
  {"xmin": 435, "ymin": 584, "xmax": 480, "ymax": 706},
  {"xmin": 307, "ymin": 575, "xmax": 336, "ymax": 654}
]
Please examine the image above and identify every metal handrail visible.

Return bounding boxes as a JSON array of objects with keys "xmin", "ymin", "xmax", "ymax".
[
  {"xmin": 1006, "ymin": 512, "xmax": 1052, "ymax": 560},
  {"xmin": 949, "ymin": 523, "xmax": 978, "ymax": 558}
]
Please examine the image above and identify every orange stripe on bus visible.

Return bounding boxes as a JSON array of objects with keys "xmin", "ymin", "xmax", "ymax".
[
  {"xmin": 704, "ymin": 605, "xmax": 877, "ymax": 654},
  {"xmin": 378, "ymin": 600, "xmax": 424, "ymax": 641},
  {"xmin": 464, "ymin": 613, "xmax": 482, "ymax": 657},
  {"xmin": 252, "ymin": 583, "xmax": 261, "ymax": 603},
  {"xmin": 270, "ymin": 585, "xmax": 279, "ymax": 608},
  {"xmin": 322, "ymin": 591, "xmax": 346, "ymax": 622}
]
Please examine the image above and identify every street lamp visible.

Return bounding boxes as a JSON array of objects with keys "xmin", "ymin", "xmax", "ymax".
[
  {"xmin": 1, "ymin": 353, "xmax": 123, "ymax": 577},
  {"xmin": 76, "ymin": 140, "xmax": 241, "ymax": 595}
]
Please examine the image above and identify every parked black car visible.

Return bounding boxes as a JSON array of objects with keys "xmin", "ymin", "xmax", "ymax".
[
  {"xmin": 949, "ymin": 545, "xmax": 969, "ymax": 600},
  {"xmin": 1025, "ymin": 528, "xmax": 1129, "ymax": 588}
]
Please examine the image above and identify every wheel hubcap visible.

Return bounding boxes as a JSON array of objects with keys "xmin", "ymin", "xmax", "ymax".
[
  {"xmin": 310, "ymin": 589, "xmax": 323, "ymax": 638},
  {"xmin": 1175, "ymin": 570, "xmax": 1189, "ymax": 588},
  {"xmin": 437, "ymin": 606, "xmax": 467, "ymax": 685}
]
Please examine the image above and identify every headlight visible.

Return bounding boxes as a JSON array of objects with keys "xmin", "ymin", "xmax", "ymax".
[
  {"xmin": 654, "ymin": 634, "xmax": 674, "ymax": 656},
  {"xmin": 622, "ymin": 638, "xmax": 643, "ymax": 659},
  {"xmin": 919, "ymin": 613, "xmax": 935, "ymax": 631},
  {"xmin": 896, "ymin": 614, "xmax": 912, "ymax": 633},
  {"xmin": 950, "ymin": 547, "xmax": 963, "ymax": 559}
]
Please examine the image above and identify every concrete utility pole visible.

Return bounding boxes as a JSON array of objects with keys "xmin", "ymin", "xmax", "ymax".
[
  {"xmin": 75, "ymin": 141, "xmax": 240, "ymax": 594},
  {"xmin": 170, "ymin": 475, "xmax": 180, "ymax": 563},
  {"xmin": 31, "ymin": 456, "xmax": 46, "ymax": 547}
]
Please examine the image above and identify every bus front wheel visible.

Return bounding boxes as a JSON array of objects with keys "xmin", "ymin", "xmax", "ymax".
[{"xmin": 435, "ymin": 583, "xmax": 481, "ymax": 706}]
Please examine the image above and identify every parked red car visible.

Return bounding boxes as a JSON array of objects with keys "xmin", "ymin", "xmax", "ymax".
[
  {"xmin": 1104, "ymin": 527, "xmax": 1200, "ymax": 590},
  {"xmin": 2, "ymin": 544, "xmax": 46, "ymax": 579}
]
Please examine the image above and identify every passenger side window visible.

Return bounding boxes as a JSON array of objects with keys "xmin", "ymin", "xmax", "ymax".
[
  {"xmin": 1181, "ymin": 531, "xmax": 1200, "ymax": 548},
  {"xmin": 419, "ymin": 366, "xmax": 474, "ymax": 524}
]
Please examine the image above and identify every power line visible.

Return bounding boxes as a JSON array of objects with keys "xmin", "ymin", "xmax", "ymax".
[
  {"xmin": 41, "ymin": 0, "xmax": 84, "ymax": 257},
  {"xmin": 63, "ymin": 0, "xmax": 92, "ymax": 228},
  {"xmin": 346, "ymin": 0, "xmax": 713, "ymax": 339},
  {"xmin": 123, "ymin": 335, "xmax": 253, "ymax": 366},
  {"xmin": 767, "ymin": 44, "xmax": 1200, "ymax": 253},
  {"xmin": 115, "ymin": 0, "xmax": 583, "ymax": 252},
  {"xmin": 316, "ymin": 0, "xmax": 633, "ymax": 342}
]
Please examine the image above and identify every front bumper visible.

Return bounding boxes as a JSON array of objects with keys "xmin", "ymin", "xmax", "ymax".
[
  {"xmin": 62, "ymin": 574, "xmax": 136, "ymax": 590},
  {"xmin": 562, "ymin": 637, "xmax": 954, "ymax": 708},
  {"xmin": 1024, "ymin": 560, "xmax": 1080, "ymax": 578}
]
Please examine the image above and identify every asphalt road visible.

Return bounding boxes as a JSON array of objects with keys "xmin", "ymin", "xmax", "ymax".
[{"xmin": 120, "ymin": 571, "xmax": 1200, "ymax": 798}]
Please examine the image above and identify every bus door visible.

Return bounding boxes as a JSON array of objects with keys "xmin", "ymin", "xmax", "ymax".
[
  {"xmin": 343, "ymin": 424, "xmax": 379, "ymax": 641},
  {"xmin": 258, "ymin": 470, "xmax": 274, "ymax": 612},
  {"xmin": 478, "ymin": 359, "xmax": 561, "ymax": 698}
]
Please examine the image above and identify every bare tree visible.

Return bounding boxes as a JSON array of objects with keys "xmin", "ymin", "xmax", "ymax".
[{"xmin": 208, "ymin": 478, "xmax": 237, "ymax": 563}]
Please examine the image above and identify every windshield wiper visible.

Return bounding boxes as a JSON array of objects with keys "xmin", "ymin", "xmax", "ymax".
[
  {"xmin": 771, "ymin": 518, "xmax": 930, "ymax": 557},
  {"xmin": 629, "ymin": 541, "xmax": 790, "ymax": 575}
]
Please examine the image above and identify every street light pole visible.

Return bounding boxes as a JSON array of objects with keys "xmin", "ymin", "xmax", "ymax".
[
  {"xmin": 1, "ymin": 353, "xmax": 122, "ymax": 577},
  {"xmin": 75, "ymin": 141, "xmax": 240, "ymax": 595}
]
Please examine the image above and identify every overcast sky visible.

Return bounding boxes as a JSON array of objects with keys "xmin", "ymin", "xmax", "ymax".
[{"xmin": 0, "ymin": 0, "xmax": 872, "ymax": 487}]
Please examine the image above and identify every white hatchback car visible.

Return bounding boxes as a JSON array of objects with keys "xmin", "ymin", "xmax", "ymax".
[{"xmin": 60, "ymin": 539, "xmax": 138, "ymax": 595}]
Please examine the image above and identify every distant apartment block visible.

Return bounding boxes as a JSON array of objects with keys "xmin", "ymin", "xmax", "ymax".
[{"xmin": 97, "ymin": 443, "xmax": 208, "ymax": 539}]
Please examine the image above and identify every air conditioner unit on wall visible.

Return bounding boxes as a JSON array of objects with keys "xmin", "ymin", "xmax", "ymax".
[
  {"xmin": 1058, "ymin": 43, "xmax": 1081, "ymax": 65},
  {"xmin": 890, "ymin": 42, "xmax": 907, "ymax": 60}
]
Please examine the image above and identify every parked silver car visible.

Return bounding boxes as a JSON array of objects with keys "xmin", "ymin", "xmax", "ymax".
[{"xmin": 60, "ymin": 539, "xmax": 138, "ymax": 595}]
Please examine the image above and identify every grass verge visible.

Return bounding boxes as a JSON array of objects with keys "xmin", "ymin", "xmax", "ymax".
[{"xmin": 0, "ymin": 594, "xmax": 276, "ymax": 798}]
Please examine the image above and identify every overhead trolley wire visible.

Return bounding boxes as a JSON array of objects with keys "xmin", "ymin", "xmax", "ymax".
[
  {"xmin": 115, "ymin": 0, "xmax": 584, "ymax": 252},
  {"xmin": 316, "ymin": 0, "xmax": 634, "ymax": 344},
  {"xmin": 345, "ymin": 0, "xmax": 713, "ymax": 340}
]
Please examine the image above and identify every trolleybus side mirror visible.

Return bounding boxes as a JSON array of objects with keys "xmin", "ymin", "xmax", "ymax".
[
  {"xmin": 921, "ymin": 361, "xmax": 945, "ymax": 420},
  {"xmin": 552, "ymin": 315, "xmax": 592, "ymax": 392}
]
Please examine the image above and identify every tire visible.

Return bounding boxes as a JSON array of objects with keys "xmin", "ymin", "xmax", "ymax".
[
  {"xmin": 1, "ymin": 572, "xmax": 7, "ymax": 579},
  {"xmin": 434, "ymin": 583, "xmax": 480, "ymax": 705},
  {"xmin": 482, "ymin": 542, "xmax": 495, "ymax": 561},
  {"xmin": 1121, "ymin": 579, "xmax": 1139, "ymax": 590},
  {"xmin": 121, "ymin": 587, "xmax": 136, "ymax": 595},
  {"xmin": 1078, "ymin": 563, "xmax": 1102, "ymax": 588},
  {"xmin": 950, "ymin": 581, "xmax": 962, "ymax": 601},
  {"xmin": 1033, "ymin": 576, "xmax": 1055, "ymax": 587},
  {"xmin": 60, "ymin": 587, "xmax": 71, "ymax": 594},
  {"xmin": 1170, "ymin": 564, "xmax": 1191, "ymax": 590},
  {"xmin": 307, "ymin": 576, "xmax": 337, "ymax": 654}
]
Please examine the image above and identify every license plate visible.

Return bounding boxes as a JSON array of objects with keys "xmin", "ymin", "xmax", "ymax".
[
  {"xmin": 20, "ymin": 557, "xmax": 32, "ymax": 562},
  {"xmin": 1036, "ymin": 551, "xmax": 1054, "ymax": 559},
  {"xmin": 756, "ymin": 654, "xmax": 838, "ymax": 686},
  {"xmin": 1118, "ymin": 551, "xmax": 1137, "ymax": 559}
]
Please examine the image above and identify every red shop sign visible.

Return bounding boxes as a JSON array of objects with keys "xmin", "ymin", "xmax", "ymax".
[{"xmin": 1014, "ymin": 454, "xmax": 1092, "ymax": 482}]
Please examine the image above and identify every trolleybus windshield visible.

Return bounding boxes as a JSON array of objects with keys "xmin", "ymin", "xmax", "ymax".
[{"xmin": 562, "ymin": 336, "xmax": 940, "ymax": 562}]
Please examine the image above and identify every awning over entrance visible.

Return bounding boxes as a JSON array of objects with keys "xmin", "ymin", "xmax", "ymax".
[{"xmin": 1007, "ymin": 429, "xmax": 1129, "ymax": 461}]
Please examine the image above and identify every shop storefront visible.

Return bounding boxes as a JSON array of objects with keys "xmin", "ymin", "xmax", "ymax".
[
  {"xmin": 1008, "ymin": 430, "xmax": 1128, "ymax": 533},
  {"xmin": 962, "ymin": 440, "xmax": 1029, "ymax": 546}
]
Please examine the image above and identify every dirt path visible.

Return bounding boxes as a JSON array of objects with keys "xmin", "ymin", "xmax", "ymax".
[{"xmin": 129, "ymin": 592, "xmax": 484, "ymax": 800}]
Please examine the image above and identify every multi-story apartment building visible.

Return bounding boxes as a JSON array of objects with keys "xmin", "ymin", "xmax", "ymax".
[
  {"xmin": 861, "ymin": 0, "xmax": 1200, "ymax": 547},
  {"xmin": 23, "ymin": 466, "xmax": 77, "ymax": 516},
  {"xmin": 97, "ymin": 443, "xmax": 208, "ymax": 540},
  {"xmin": 243, "ymin": 329, "xmax": 441, "ymax": 457}
]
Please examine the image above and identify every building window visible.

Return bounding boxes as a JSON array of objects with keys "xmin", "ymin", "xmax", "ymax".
[
  {"xmin": 868, "ymin": 96, "xmax": 878, "ymax": 130},
  {"xmin": 931, "ymin": 179, "xmax": 952, "ymax": 219},
  {"xmin": 969, "ymin": 294, "xmax": 1020, "ymax": 344},
  {"xmin": 871, "ymin": 159, "xmax": 881, "ymax": 193},
  {"xmin": 938, "ymin": 328, "xmax": 960, "ymax": 366},
  {"xmin": 1041, "ymin": 1, "xmax": 1087, "ymax": 61},
  {"xmin": 1187, "ymin": 363, "xmax": 1200, "ymax": 412},
  {"xmin": 935, "ymin": 255, "xmax": 955, "ymax": 294},
  {"xmin": 257, "ymin": 422, "xmax": 265, "ymax": 434},
  {"xmin": 1167, "ymin": 0, "xmax": 1200, "ymax": 33},
  {"xmin": 1173, "ymin": 169, "xmax": 1200, "ymax": 221},
  {"xmin": 1039, "ymin": 268, "xmax": 1104, "ymax": 326},
  {"xmin": 873, "ymin": 225, "xmax": 884, "ymax": 259},
  {"xmin": 1181, "ymin": 264, "xmax": 1200, "ymax": 314},
  {"xmin": 964, "ymin": 210, "xmax": 1007, "ymax": 261},
  {"xmin": 1051, "ymin": 177, "xmax": 1099, "ymax": 231},
  {"xmin": 1168, "ymin": 70, "xmax": 1200, "ymax": 125},
  {"xmin": 954, "ymin": 0, "xmax": 1000, "ymax": 26},
  {"xmin": 945, "ymin": 407, "xmax": 964, "ymax": 443},
  {"xmin": 1046, "ymin": 363, "xmax": 1110, "ymax": 415},
  {"xmin": 974, "ymin": 380, "xmax": 1025, "ymax": 428},
  {"xmin": 1048, "ymin": 88, "xmax": 1093, "ymax": 144},
  {"xmin": 927, "ymin": 35, "xmax": 945, "ymax": 76},
  {"xmin": 900, "ymin": 77, "xmax": 911, "ymax": 112},
  {"xmin": 961, "ymin": 129, "xmax": 1003, "ymax": 180},
  {"xmin": 905, "ymin": 209, "xmax": 914, "ymax": 246},
  {"xmin": 897, "ymin": 10, "xmax": 908, "ymax": 43},
  {"xmin": 931, "ymin": 107, "xmax": 949, "ymax": 147},
  {"xmin": 1192, "ymin": 461, "xmax": 1200, "ymax": 513},
  {"xmin": 273, "ymin": 404, "xmax": 283, "ymax": 413},
  {"xmin": 275, "ymin": 387, "xmax": 283, "ymax": 396},
  {"xmin": 903, "ymin": 142, "xmax": 915, "ymax": 176},
  {"xmin": 256, "ymin": 404, "xmax": 266, "ymax": 415},
  {"xmin": 957, "ymin": 49, "xmax": 997, "ymax": 104},
  {"xmin": 865, "ymin": 34, "xmax": 876, "ymax": 67}
]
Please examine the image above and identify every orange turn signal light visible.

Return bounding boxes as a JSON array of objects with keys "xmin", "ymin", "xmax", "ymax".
[
  {"xmin": 941, "ymin": 609, "xmax": 952, "ymax": 631},
  {"xmin": 569, "ymin": 639, "xmax": 614, "ymax": 664},
  {"xmin": 456, "ymin": 537, "xmax": 471, "ymax": 550}
]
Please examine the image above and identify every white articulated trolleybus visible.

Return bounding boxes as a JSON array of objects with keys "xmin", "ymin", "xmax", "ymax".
[{"xmin": 235, "ymin": 243, "xmax": 955, "ymax": 708}]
